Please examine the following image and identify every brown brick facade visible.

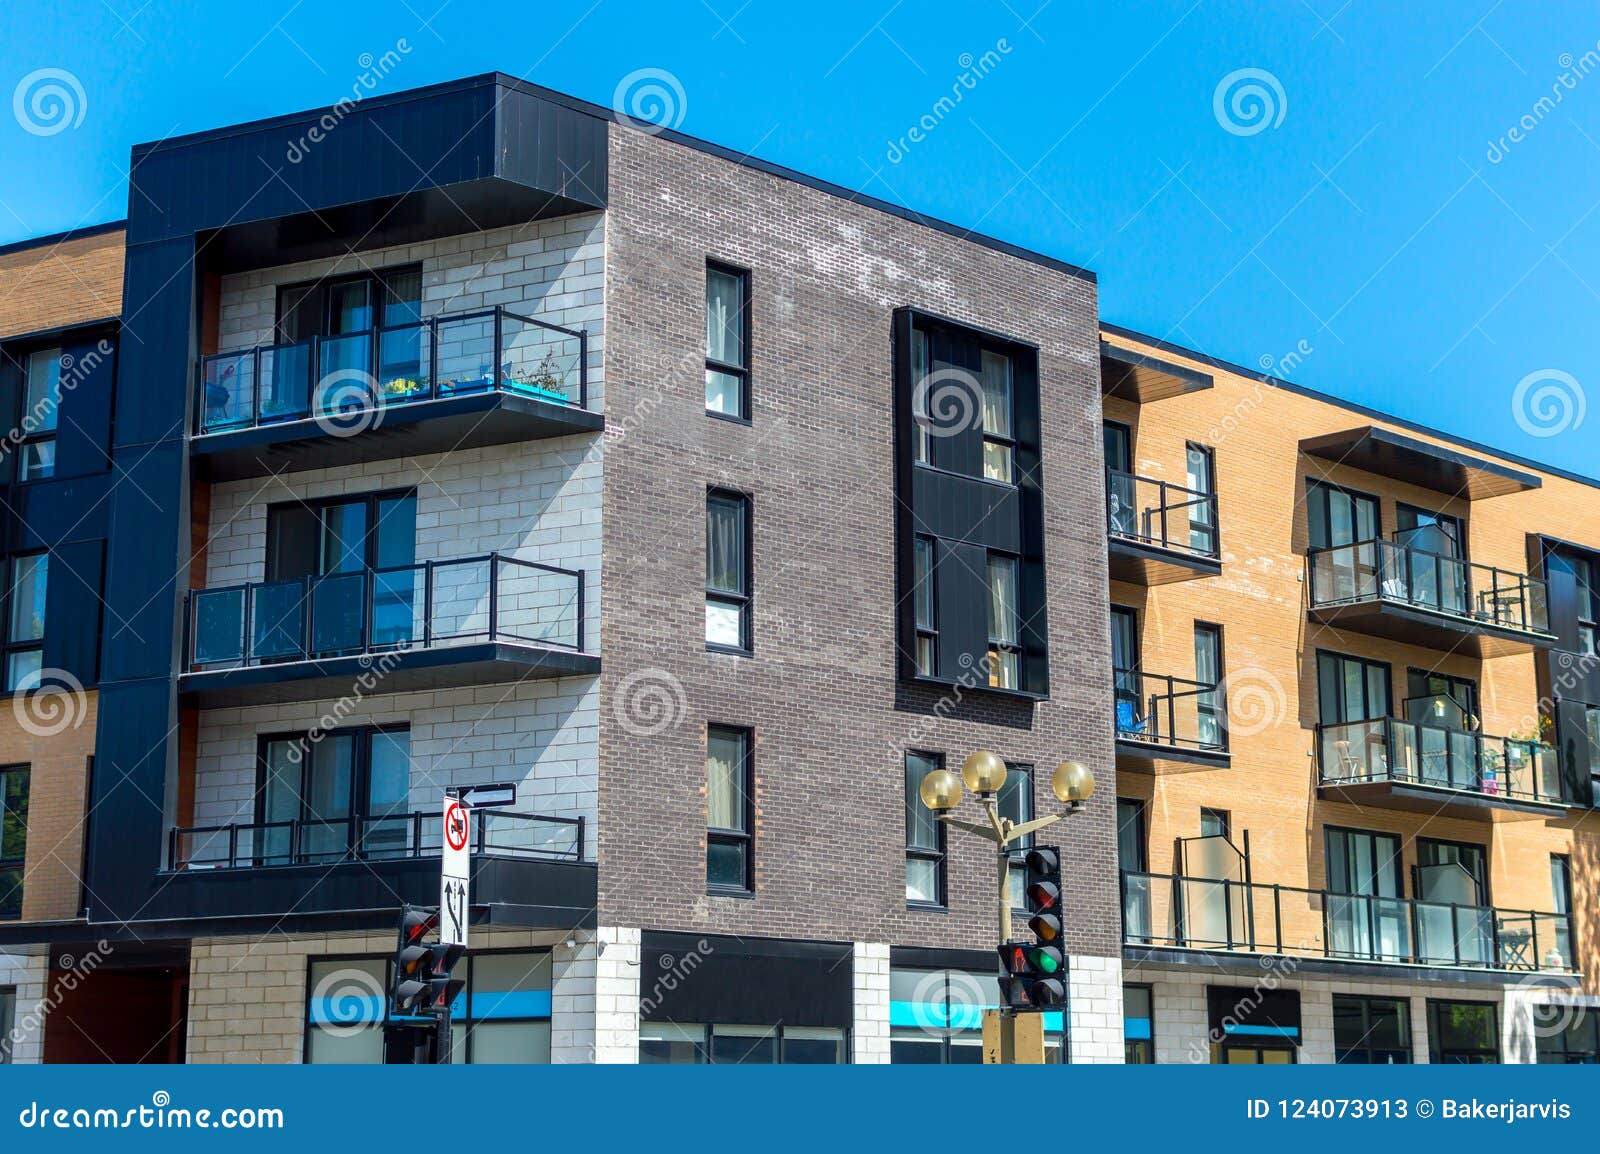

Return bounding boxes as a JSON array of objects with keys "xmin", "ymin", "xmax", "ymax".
[
  {"xmin": 0, "ymin": 228, "xmax": 123, "ymax": 340},
  {"xmin": 597, "ymin": 123, "xmax": 1122, "ymax": 959}
]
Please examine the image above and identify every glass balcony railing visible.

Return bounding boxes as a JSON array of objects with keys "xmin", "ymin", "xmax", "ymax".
[
  {"xmin": 1120, "ymin": 871, "xmax": 1574, "ymax": 973},
  {"xmin": 168, "ymin": 809, "xmax": 582, "ymax": 870},
  {"xmin": 196, "ymin": 306, "xmax": 588, "ymax": 435},
  {"xmin": 1106, "ymin": 468, "xmax": 1219, "ymax": 559},
  {"xmin": 187, "ymin": 553, "xmax": 583, "ymax": 670},
  {"xmin": 1114, "ymin": 668, "xmax": 1228, "ymax": 754},
  {"xmin": 1306, "ymin": 539, "xmax": 1550, "ymax": 636},
  {"xmin": 1317, "ymin": 716, "xmax": 1564, "ymax": 805}
]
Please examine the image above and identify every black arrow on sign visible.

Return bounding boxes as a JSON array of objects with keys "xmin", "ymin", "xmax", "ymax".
[{"xmin": 444, "ymin": 879, "xmax": 466, "ymax": 942}]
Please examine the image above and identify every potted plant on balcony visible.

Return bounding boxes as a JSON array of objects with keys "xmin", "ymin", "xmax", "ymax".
[{"xmin": 506, "ymin": 349, "xmax": 570, "ymax": 405}]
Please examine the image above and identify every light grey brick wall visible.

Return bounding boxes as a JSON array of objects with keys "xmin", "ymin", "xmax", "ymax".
[
  {"xmin": 0, "ymin": 951, "xmax": 48, "ymax": 1063},
  {"xmin": 851, "ymin": 942, "xmax": 892, "ymax": 1063},
  {"xmin": 215, "ymin": 215, "xmax": 605, "ymax": 411},
  {"xmin": 190, "ymin": 677, "xmax": 598, "ymax": 856}
]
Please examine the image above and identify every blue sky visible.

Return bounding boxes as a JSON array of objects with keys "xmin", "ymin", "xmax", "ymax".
[{"xmin": 3, "ymin": 0, "xmax": 1599, "ymax": 475}]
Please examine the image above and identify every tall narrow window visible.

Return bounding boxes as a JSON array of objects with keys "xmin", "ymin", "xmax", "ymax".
[
  {"xmin": 986, "ymin": 552, "xmax": 1020, "ymax": 690},
  {"xmin": 998, "ymin": 765, "xmax": 1033, "ymax": 908},
  {"xmin": 910, "ymin": 327, "xmax": 930, "ymax": 464},
  {"xmin": 905, "ymin": 752, "xmax": 946, "ymax": 907},
  {"xmin": 0, "ymin": 765, "xmax": 28, "ymax": 920},
  {"xmin": 1551, "ymin": 854, "xmax": 1574, "ymax": 969},
  {"xmin": 912, "ymin": 536, "xmax": 938, "ymax": 675},
  {"xmin": 706, "ymin": 491, "xmax": 752, "ymax": 652},
  {"xmin": 3, "ymin": 554, "xmax": 48, "ymax": 692},
  {"xmin": 1185, "ymin": 442, "xmax": 1216, "ymax": 554},
  {"xmin": 1124, "ymin": 984, "xmax": 1155, "ymax": 1063},
  {"xmin": 705, "ymin": 263, "xmax": 750, "ymax": 419},
  {"xmin": 0, "ymin": 986, "xmax": 13, "ymax": 1063},
  {"xmin": 706, "ymin": 726, "xmax": 753, "ymax": 892},
  {"xmin": 1194, "ymin": 623, "xmax": 1224, "ymax": 750},
  {"xmin": 1575, "ymin": 556, "xmax": 1599, "ymax": 656},
  {"xmin": 980, "ymin": 350, "xmax": 1014, "ymax": 483},
  {"xmin": 19, "ymin": 349, "xmax": 62, "ymax": 482}
]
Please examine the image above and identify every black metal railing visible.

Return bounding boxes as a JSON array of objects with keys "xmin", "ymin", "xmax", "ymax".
[
  {"xmin": 187, "ymin": 553, "xmax": 583, "ymax": 669},
  {"xmin": 1106, "ymin": 467, "xmax": 1219, "ymax": 559},
  {"xmin": 167, "ymin": 809, "xmax": 583, "ymax": 871},
  {"xmin": 1306, "ymin": 539, "xmax": 1551, "ymax": 635},
  {"xmin": 1113, "ymin": 668, "xmax": 1227, "ymax": 754},
  {"xmin": 1120, "ymin": 870, "xmax": 1575, "ymax": 973},
  {"xmin": 195, "ymin": 306, "xmax": 589, "ymax": 435},
  {"xmin": 1318, "ymin": 716, "xmax": 1564, "ymax": 805}
]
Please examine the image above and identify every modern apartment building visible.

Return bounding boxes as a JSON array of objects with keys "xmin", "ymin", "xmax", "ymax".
[
  {"xmin": 0, "ymin": 73, "xmax": 1591, "ymax": 1065},
  {"xmin": 1103, "ymin": 328, "xmax": 1599, "ymax": 1063}
]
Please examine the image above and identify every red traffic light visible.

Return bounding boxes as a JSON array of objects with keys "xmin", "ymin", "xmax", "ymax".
[
  {"xmin": 998, "ymin": 942, "xmax": 1029, "ymax": 975},
  {"xmin": 1026, "ymin": 880, "xmax": 1061, "ymax": 910}
]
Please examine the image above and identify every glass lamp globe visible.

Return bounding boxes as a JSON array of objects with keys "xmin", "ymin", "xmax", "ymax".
[
  {"xmin": 1052, "ymin": 759, "xmax": 1095, "ymax": 804},
  {"xmin": 961, "ymin": 749, "xmax": 1008, "ymax": 795},
  {"xmin": 918, "ymin": 768, "xmax": 963, "ymax": 812}
]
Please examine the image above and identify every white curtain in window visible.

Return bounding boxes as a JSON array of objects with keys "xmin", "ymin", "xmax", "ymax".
[
  {"xmin": 987, "ymin": 555, "xmax": 1018, "ymax": 645},
  {"xmin": 706, "ymin": 270, "xmax": 743, "ymax": 365},
  {"xmin": 980, "ymin": 350, "xmax": 1012, "ymax": 438},
  {"xmin": 707, "ymin": 731, "xmax": 743, "ymax": 830}
]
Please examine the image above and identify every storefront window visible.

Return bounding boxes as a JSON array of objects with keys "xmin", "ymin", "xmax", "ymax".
[
  {"xmin": 639, "ymin": 1023, "xmax": 845, "ymax": 1064},
  {"xmin": 889, "ymin": 967, "xmax": 1064, "ymax": 1063}
]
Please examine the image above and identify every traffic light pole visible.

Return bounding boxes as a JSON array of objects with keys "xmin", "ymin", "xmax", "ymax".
[{"xmin": 939, "ymin": 796, "xmax": 1075, "ymax": 1065}]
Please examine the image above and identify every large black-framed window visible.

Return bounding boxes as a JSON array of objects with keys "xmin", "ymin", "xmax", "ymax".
[
  {"xmin": 304, "ymin": 949, "xmax": 552, "ymax": 1064},
  {"xmin": 1573, "ymin": 553, "xmax": 1600, "ymax": 655},
  {"xmin": 985, "ymin": 550, "xmax": 1020, "ymax": 690},
  {"xmin": 998, "ymin": 764, "xmax": 1033, "ymax": 910},
  {"xmin": 1325, "ymin": 826, "xmax": 1403, "ymax": 897},
  {"xmin": 912, "ymin": 535, "xmax": 938, "ymax": 676},
  {"xmin": 256, "ymin": 726, "xmax": 411, "ymax": 863},
  {"xmin": 1405, "ymin": 668, "xmax": 1478, "ymax": 727},
  {"xmin": 1194, "ymin": 622, "xmax": 1225, "ymax": 749},
  {"xmin": 905, "ymin": 751, "xmax": 946, "ymax": 908},
  {"xmin": 1316, "ymin": 649, "xmax": 1392, "ymax": 724},
  {"xmin": 1536, "ymin": 1006, "xmax": 1599, "ymax": 1063},
  {"xmin": 275, "ymin": 265, "xmax": 423, "ymax": 343},
  {"xmin": 979, "ymin": 348, "xmax": 1015, "ymax": 484},
  {"xmin": 640, "ymin": 1022, "xmax": 845, "ymax": 1064},
  {"xmin": 1124, "ymin": 983, "xmax": 1155, "ymax": 1063},
  {"xmin": 1333, "ymin": 995, "xmax": 1411, "ymax": 1063},
  {"xmin": 1427, "ymin": 999, "xmax": 1500, "ymax": 1063},
  {"xmin": 1185, "ymin": 442, "xmax": 1217, "ymax": 554},
  {"xmin": 0, "ymin": 765, "xmax": 27, "ymax": 920},
  {"xmin": 706, "ymin": 489, "xmax": 752, "ymax": 654},
  {"xmin": 706, "ymin": 724, "xmax": 754, "ymax": 894},
  {"xmin": 704, "ymin": 261, "xmax": 751, "ymax": 421},
  {"xmin": 2, "ymin": 553, "xmax": 48, "ymax": 692},
  {"xmin": 265, "ymin": 488, "xmax": 418, "ymax": 580},
  {"xmin": 1416, "ymin": 837, "xmax": 1489, "ymax": 906},
  {"xmin": 17, "ymin": 347, "xmax": 62, "ymax": 482},
  {"xmin": 1306, "ymin": 479, "xmax": 1380, "ymax": 549}
]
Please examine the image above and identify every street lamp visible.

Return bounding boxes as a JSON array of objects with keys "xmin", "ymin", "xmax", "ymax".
[{"xmin": 919, "ymin": 752, "xmax": 1095, "ymax": 943}]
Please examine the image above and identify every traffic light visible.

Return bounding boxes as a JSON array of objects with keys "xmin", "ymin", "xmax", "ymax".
[
  {"xmin": 998, "ymin": 845, "xmax": 1066, "ymax": 1011},
  {"xmin": 392, "ymin": 905, "xmax": 465, "ymax": 1018}
]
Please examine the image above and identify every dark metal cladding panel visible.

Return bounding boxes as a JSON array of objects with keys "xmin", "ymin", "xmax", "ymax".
[
  {"xmin": 53, "ymin": 335, "xmax": 117, "ymax": 478},
  {"xmin": 639, "ymin": 932, "xmax": 854, "ymax": 1028},
  {"xmin": 126, "ymin": 83, "xmax": 501, "ymax": 243},
  {"xmin": 113, "ymin": 238, "xmax": 194, "ymax": 449},
  {"xmin": 99, "ymin": 439, "xmax": 186, "ymax": 684},
  {"xmin": 42, "ymin": 537, "xmax": 105, "ymax": 687},
  {"xmin": 496, "ymin": 84, "xmax": 608, "ymax": 207},
  {"xmin": 83, "ymin": 678, "xmax": 177, "ymax": 923}
]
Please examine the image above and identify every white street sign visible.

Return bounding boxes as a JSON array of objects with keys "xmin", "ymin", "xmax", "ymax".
[{"xmin": 440, "ymin": 797, "xmax": 471, "ymax": 948}]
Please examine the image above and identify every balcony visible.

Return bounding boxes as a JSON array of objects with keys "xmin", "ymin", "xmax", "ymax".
[
  {"xmin": 191, "ymin": 306, "xmax": 601, "ymax": 480},
  {"xmin": 144, "ymin": 810, "xmax": 593, "ymax": 930},
  {"xmin": 1122, "ymin": 871, "xmax": 1575, "ymax": 976},
  {"xmin": 1106, "ymin": 469, "xmax": 1220, "ymax": 584},
  {"xmin": 180, "ymin": 553, "xmax": 597, "ymax": 707},
  {"xmin": 1306, "ymin": 539, "xmax": 1555, "ymax": 657},
  {"xmin": 1317, "ymin": 716, "xmax": 1566, "ymax": 819},
  {"xmin": 1114, "ymin": 669, "xmax": 1230, "ymax": 771}
]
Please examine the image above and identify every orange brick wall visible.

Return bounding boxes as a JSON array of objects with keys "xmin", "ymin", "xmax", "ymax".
[
  {"xmin": 0, "ymin": 229, "xmax": 124, "ymax": 340},
  {"xmin": 1103, "ymin": 330, "xmax": 1600, "ymax": 992},
  {"xmin": 1, "ymin": 691, "xmax": 98, "ymax": 923}
]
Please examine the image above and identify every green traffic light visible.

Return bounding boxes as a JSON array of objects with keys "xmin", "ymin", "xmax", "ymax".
[{"xmin": 1029, "ymin": 946, "xmax": 1062, "ymax": 973}]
